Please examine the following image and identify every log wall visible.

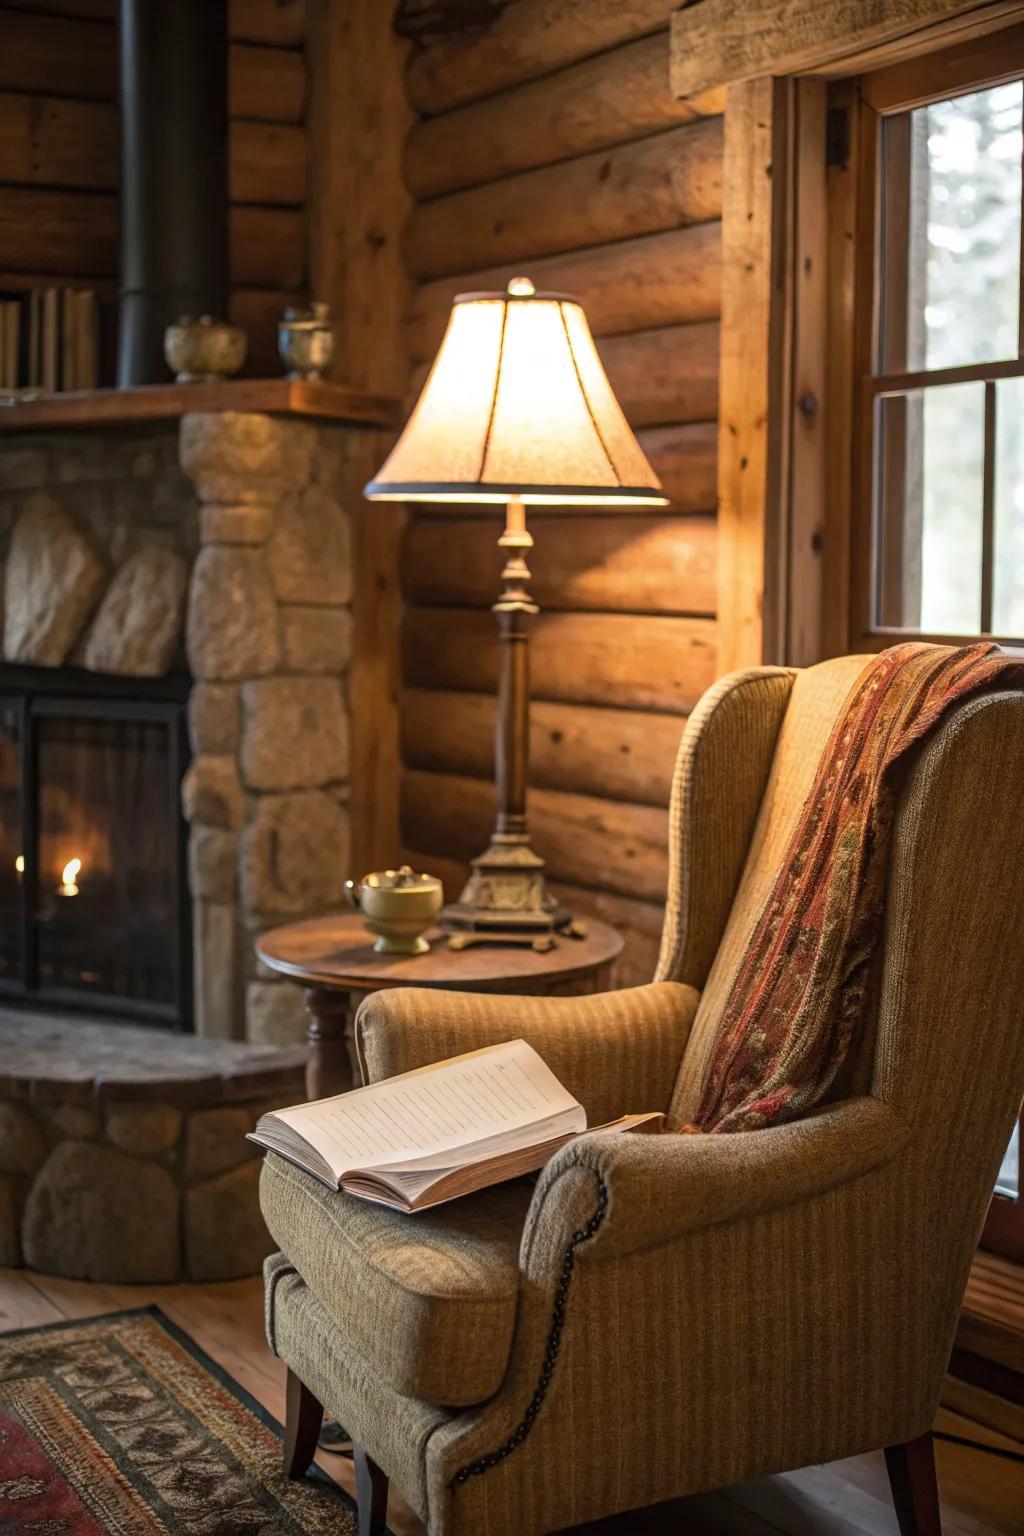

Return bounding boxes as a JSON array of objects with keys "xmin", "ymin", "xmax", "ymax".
[
  {"xmin": 0, "ymin": 0, "xmax": 308, "ymax": 377},
  {"xmin": 398, "ymin": 0, "xmax": 723, "ymax": 986}
]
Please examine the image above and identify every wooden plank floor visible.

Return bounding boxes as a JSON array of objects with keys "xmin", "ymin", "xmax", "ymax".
[{"xmin": 2, "ymin": 1266, "xmax": 1022, "ymax": 1535}]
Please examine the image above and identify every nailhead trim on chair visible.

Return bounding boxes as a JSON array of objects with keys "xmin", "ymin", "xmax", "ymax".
[{"xmin": 450, "ymin": 1175, "xmax": 609, "ymax": 1488}]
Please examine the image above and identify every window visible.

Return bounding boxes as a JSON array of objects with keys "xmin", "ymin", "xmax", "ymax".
[
  {"xmin": 849, "ymin": 32, "xmax": 1024, "ymax": 650},
  {"xmin": 836, "ymin": 31, "xmax": 1024, "ymax": 1262}
]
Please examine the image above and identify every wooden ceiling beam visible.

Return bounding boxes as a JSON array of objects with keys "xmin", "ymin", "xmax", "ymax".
[{"xmin": 670, "ymin": 0, "xmax": 1024, "ymax": 99}]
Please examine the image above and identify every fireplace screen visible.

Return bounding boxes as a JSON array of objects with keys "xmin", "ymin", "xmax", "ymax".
[{"xmin": 0, "ymin": 682, "xmax": 190, "ymax": 1028}]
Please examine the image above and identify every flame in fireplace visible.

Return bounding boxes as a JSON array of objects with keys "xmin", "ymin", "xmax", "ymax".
[{"xmin": 59, "ymin": 857, "xmax": 82, "ymax": 897}]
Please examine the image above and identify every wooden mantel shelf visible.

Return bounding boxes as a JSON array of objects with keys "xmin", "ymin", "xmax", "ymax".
[{"xmin": 0, "ymin": 378, "xmax": 398, "ymax": 434}]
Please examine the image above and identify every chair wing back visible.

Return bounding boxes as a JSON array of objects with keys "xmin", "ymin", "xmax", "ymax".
[
  {"xmin": 654, "ymin": 666, "xmax": 794, "ymax": 992},
  {"xmin": 870, "ymin": 687, "xmax": 1024, "ymax": 1374}
]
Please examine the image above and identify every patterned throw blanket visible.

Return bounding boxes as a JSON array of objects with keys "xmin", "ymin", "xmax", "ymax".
[{"xmin": 689, "ymin": 641, "xmax": 1019, "ymax": 1135}]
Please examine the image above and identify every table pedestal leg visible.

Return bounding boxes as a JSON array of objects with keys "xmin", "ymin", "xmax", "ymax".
[{"xmin": 303, "ymin": 988, "xmax": 356, "ymax": 1100}]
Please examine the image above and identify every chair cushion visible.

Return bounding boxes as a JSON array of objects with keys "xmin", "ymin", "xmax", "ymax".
[{"xmin": 259, "ymin": 1153, "xmax": 531, "ymax": 1407}]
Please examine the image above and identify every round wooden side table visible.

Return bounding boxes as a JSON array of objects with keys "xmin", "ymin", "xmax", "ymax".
[{"xmin": 256, "ymin": 912, "xmax": 623, "ymax": 1100}]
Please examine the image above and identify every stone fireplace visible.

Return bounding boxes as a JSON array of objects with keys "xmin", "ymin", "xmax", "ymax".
[{"xmin": 0, "ymin": 387, "xmax": 384, "ymax": 1048}]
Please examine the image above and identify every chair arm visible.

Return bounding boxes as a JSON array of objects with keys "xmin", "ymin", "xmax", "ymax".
[
  {"xmin": 524, "ymin": 1096, "xmax": 910, "ymax": 1263},
  {"xmin": 354, "ymin": 982, "xmax": 699, "ymax": 1126}
]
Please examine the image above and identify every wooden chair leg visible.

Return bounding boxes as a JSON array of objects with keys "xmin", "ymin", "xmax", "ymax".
[
  {"xmin": 354, "ymin": 1444, "xmax": 389, "ymax": 1536},
  {"xmin": 884, "ymin": 1432, "xmax": 943, "ymax": 1536},
  {"xmin": 283, "ymin": 1367, "xmax": 324, "ymax": 1479}
]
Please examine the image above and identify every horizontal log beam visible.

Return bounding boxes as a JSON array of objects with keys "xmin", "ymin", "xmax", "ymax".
[
  {"xmin": 401, "ymin": 688, "xmax": 683, "ymax": 806},
  {"xmin": 230, "ymin": 0, "xmax": 305, "ymax": 47},
  {"xmin": 0, "ymin": 185, "xmax": 114, "ymax": 274},
  {"xmin": 403, "ymin": 606, "xmax": 716, "ymax": 715},
  {"xmin": 230, "ymin": 42, "xmax": 306, "ymax": 123},
  {"xmin": 406, "ymin": 0, "xmax": 679, "ymax": 115},
  {"xmin": 1, "ymin": 0, "xmax": 115, "ymax": 13},
  {"xmin": 0, "ymin": 95, "xmax": 306, "ymax": 206},
  {"xmin": 2, "ymin": 0, "xmax": 306, "ymax": 45},
  {"xmin": 0, "ymin": 187, "xmax": 303, "ymax": 286},
  {"xmin": 406, "ymin": 31, "xmax": 723, "ymax": 199},
  {"xmin": 601, "ymin": 322, "xmax": 719, "ymax": 428},
  {"xmin": 231, "ymin": 206, "xmax": 304, "ymax": 288},
  {"xmin": 0, "ymin": 264, "xmax": 113, "ymax": 297},
  {"xmin": 669, "ymin": 0, "xmax": 1011, "ymax": 100},
  {"xmin": 0, "ymin": 93, "xmax": 117, "ymax": 191},
  {"xmin": 230, "ymin": 121, "xmax": 307, "ymax": 206},
  {"xmin": 402, "ymin": 845, "xmax": 665, "ymax": 989},
  {"xmin": 0, "ymin": 10, "xmax": 114, "ymax": 98},
  {"xmin": 403, "ymin": 117, "xmax": 723, "ymax": 280},
  {"xmin": 402, "ymin": 513, "xmax": 716, "ymax": 615},
  {"xmin": 402, "ymin": 767, "xmax": 669, "ymax": 903},
  {"xmin": 0, "ymin": 14, "xmax": 305, "ymax": 122},
  {"xmin": 638, "ymin": 422, "xmax": 718, "ymax": 513},
  {"xmin": 405, "ymin": 222, "xmax": 722, "ymax": 364}
]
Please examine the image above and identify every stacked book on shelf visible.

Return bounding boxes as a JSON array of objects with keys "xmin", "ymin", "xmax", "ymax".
[{"xmin": 0, "ymin": 288, "xmax": 99, "ymax": 394}]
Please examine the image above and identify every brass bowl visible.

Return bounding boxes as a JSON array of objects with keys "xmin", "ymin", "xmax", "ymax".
[
  {"xmin": 344, "ymin": 866, "xmax": 443, "ymax": 955},
  {"xmin": 164, "ymin": 315, "xmax": 247, "ymax": 383}
]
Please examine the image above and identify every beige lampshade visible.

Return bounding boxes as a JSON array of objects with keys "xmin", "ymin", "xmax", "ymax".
[{"xmin": 364, "ymin": 279, "xmax": 668, "ymax": 506}]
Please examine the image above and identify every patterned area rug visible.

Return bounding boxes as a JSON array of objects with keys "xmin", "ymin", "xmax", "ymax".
[{"xmin": 0, "ymin": 1306, "xmax": 371, "ymax": 1534}]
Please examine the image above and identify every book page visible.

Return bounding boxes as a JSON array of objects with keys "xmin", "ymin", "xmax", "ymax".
[{"xmin": 272, "ymin": 1039, "xmax": 584, "ymax": 1180}]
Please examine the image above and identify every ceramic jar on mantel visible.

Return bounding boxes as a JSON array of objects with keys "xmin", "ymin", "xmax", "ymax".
[
  {"xmin": 164, "ymin": 315, "xmax": 247, "ymax": 383},
  {"xmin": 278, "ymin": 301, "xmax": 335, "ymax": 380}
]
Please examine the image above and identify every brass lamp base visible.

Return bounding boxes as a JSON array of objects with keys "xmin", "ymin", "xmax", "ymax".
[
  {"xmin": 440, "ymin": 497, "xmax": 575, "ymax": 940},
  {"xmin": 441, "ymin": 836, "xmax": 572, "ymax": 934}
]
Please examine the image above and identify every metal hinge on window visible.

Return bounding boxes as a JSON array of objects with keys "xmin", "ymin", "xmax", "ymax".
[{"xmin": 826, "ymin": 107, "xmax": 851, "ymax": 169}]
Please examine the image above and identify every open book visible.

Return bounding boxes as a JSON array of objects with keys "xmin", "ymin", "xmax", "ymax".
[{"xmin": 248, "ymin": 1039, "xmax": 663, "ymax": 1212}]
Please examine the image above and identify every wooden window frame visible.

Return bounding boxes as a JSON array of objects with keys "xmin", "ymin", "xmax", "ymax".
[{"xmin": 836, "ymin": 23, "xmax": 1024, "ymax": 656}]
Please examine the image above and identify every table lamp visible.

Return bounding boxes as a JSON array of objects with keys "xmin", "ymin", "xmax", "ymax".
[{"xmin": 364, "ymin": 277, "xmax": 668, "ymax": 936}]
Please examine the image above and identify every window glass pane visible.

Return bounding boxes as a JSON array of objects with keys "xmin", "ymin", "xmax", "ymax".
[
  {"xmin": 875, "ymin": 382, "xmax": 984, "ymax": 631},
  {"xmin": 994, "ymin": 375, "xmax": 1024, "ymax": 633},
  {"xmin": 881, "ymin": 83, "xmax": 1022, "ymax": 372},
  {"xmin": 996, "ymin": 1120, "xmax": 1020, "ymax": 1200}
]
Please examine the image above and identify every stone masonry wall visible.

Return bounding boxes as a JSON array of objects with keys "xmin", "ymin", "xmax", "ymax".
[
  {"xmin": 0, "ymin": 427, "xmax": 196, "ymax": 674},
  {"xmin": 179, "ymin": 412, "xmax": 353, "ymax": 1045}
]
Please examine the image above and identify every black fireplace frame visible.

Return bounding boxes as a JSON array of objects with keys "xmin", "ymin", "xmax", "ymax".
[{"xmin": 0, "ymin": 663, "xmax": 193, "ymax": 1031}]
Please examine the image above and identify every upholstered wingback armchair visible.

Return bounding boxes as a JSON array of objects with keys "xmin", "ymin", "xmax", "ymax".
[{"xmin": 260, "ymin": 657, "xmax": 1024, "ymax": 1536}]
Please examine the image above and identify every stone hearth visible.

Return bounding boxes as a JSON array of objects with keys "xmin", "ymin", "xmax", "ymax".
[
  {"xmin": 0, "ymin": 1011, "xmax": 306, "ymax": 1282},
  {"xmin": 0, "ymin": 393, "xmax": 372, "ymax": 1045}
]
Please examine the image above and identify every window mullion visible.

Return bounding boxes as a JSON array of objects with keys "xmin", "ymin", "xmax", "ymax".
[
  {"xmin": 871, "ymin": 356, "xmax": 1024, "ymax": 395},
  {"xmin": 982, "ymin": 380, "xmax": 996, "ymax": 636}
]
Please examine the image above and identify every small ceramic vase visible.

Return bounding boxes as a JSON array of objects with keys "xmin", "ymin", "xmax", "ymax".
[
  {"xmin": 164, "ymin": 315, "xmax": 247, "ymax": 383},
  {"xmin": 343, "ymin": 865, "xmax": 443, "ymax": 955},
  {"xmin": 278, "ymin": 301, "xmax": 335, "ymax": 380}
]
